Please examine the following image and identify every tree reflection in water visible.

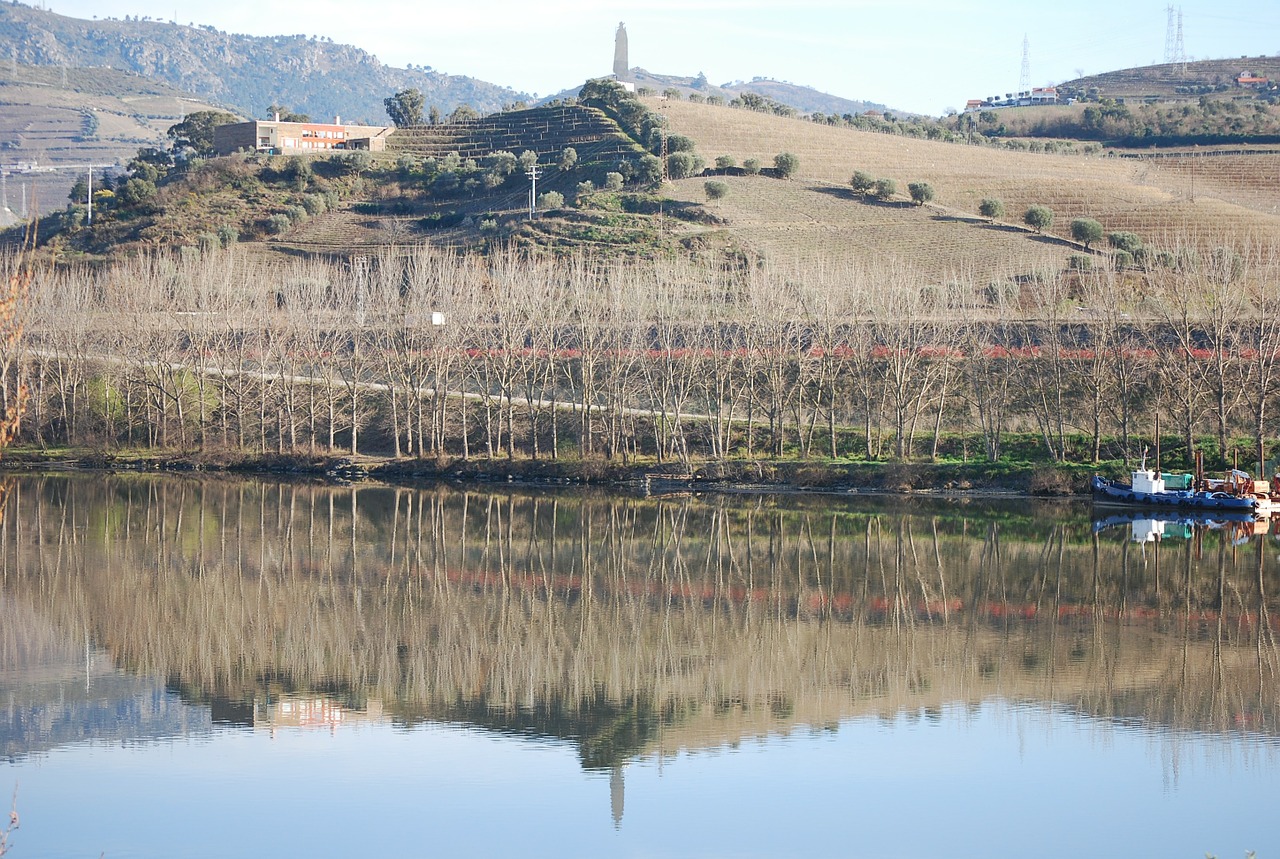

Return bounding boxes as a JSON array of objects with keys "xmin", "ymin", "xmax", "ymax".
[{"xmin": 1, "ymin": 474, "xmax": 1278, "ymax": 769}]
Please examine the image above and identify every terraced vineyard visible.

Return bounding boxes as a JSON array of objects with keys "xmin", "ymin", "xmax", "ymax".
[
  {"xmin": 0, "ymin": 63, "xmax": 224, "ymax": 219},
  {"xmin": 661, "ymin": 99, "xmax": 1280, "ymax": 254},
  {"xmin": 663, "ymin": 174, "xmax": 1068, "ymax": 283},
  {"xmin": 1135, "ymin": 151, "xmax": 1280, "ymax": 217},
  {"xmin": 386, "ymin": 105, "xmax": 645, "ymax": 175}
]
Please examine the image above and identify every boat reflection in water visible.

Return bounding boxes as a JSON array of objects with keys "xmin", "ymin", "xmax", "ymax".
[
  {"xmin": 1092, "ymin": 509, "xmax": 1271, "ymax": 543},
  {"xmin": 2, "ymin": 475, "xmax": 1279, "ymax": 857}
]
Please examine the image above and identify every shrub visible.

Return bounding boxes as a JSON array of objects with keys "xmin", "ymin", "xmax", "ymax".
[
  {"xmin": 281, "ymin": 156, "xmax": 312, "ymax": 190},
  {"xmin": 536, "ymin": 191, "xmax": 565, "ymax": 211},
  {"xmin": 704, "ymin": 180, "xmax": 729, "ymax": 201},
  {"xmin": 118, "ymin": 177, "xmax": 157, "ymax": 207},
  {"xmin": 773, "ymin": 152, "xmax": 800, "ymax": 179},
  {"xmin": 1069, "ymin": 217, "xmax": 1103, "ymax": 249},
  {"xmin": 284, "ymin": 205, "xmax": 308, "ymax": 224},
  {"xmin": 1068, "ymin": 254, "xmax": 1092, "ymax": 271},
  {"xmin": 266, "ymin": 213, "xmax": 292, "ymax": 234},
  {"xmin": 1113, "ymin": 250, "xmax": 1135, "ymax": 270},
  {"xmin": 907, "ymin": 181, "xmax": 934, "ymax": 205},
  {"xmin": 985, "ymin": 280, "xmax": 1020, "ymax": 306},
  {"xmin": 1107, "ymin": 230, "xmax": 1143, "ymax": 254},
  {"xmin": 197, "ymin": 232, "xmax": 220, "ymax": 253},
  {"xmin": 604, "ymin": 172, "xmax": 624, "ymax": 191},
  {"xmin": 667, "ymin": 134, "xmax": 696, "ymax": 153},
  {"xmin": 667, "ymin": 151, "xmax": 697, "ymax": 179},
  {"xmin": 714, "ymin": 154, "xmax": 736, "ymax": 169},
  {"xmin": 1023, "ymin": 205, "xmax": 1054, "ymax": 233},
  {"xmin": 635, "ymin": 154, "xmax": 664, "ymax": 186},
  {"xmin": 302, "ymin": 194, "xmax": 327, "ymax": 216}
]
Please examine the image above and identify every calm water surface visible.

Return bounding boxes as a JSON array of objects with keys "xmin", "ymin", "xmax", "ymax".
[{"xmin": 1, "ymin": 474, "xmax": 1277, "ymax": 858}]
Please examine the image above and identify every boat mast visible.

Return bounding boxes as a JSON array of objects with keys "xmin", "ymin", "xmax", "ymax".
[{"xmin": 1154, "ymin": 411, "xmax": 1160, "ymax": 479}]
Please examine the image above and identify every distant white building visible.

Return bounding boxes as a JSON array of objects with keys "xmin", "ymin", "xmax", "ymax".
[{"xmin": 963, "ymin": 86, "xmax": 1058, "ymax": 112}]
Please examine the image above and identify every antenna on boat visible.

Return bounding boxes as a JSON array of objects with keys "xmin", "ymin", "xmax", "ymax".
[{"xmin": 1154, "ymin": 411, "xmax": 1160, "ymax": 479}]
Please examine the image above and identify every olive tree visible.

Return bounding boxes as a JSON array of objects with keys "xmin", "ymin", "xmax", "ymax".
[
  {"xmin": 872, "ymin": 178, "xmax": 897, "ymax": 201},
  {"xmin": 850, "ymin": 171, "xmax": 875, "ymax": 196},
  {"xmin": 1070, "ymin": 217, "xmax": 1103, "ymax": 249},
  {"xmin": 1024, "ymin": 205, "xmax": 1054, "ymax": 233},
  {"xmin": 773, "ymin": 152, "xmax": 800, "ymax": 179},
  {"xmin": 1107, "ymin": 231, "xmax": 1143, "ymax": 254},
  {"xmin": 704, "ymin": 180, "xmax": 729, "ymax": 201},
  {"xmin": 907, "ymin": 181, "xmax": 935, "ymax": 205},
  {"xmin": 978, "ymin": 197, "xmax": 1005, "ymax": 222}
]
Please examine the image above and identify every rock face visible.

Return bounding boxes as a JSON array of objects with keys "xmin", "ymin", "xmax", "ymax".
[
  {"xmin": 613, "ymin": 22, "xmax": 628, "ymax": 80},
  {"xmin": 0, "ymin": 4, "xmax": 527, "ymax": 123}
]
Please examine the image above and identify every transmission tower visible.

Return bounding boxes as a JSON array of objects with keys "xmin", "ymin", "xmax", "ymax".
[
  {"xmin": 1174, "ymin": 8, "xmax": 1186, "ymax": 69},
  {"xmin": 1019, "ymin": 35, "xmax": 1030, "ymax": 91},
  {"xmin": 1164, "ymin": 6, "xmax": 1187, "ymax": 66}
]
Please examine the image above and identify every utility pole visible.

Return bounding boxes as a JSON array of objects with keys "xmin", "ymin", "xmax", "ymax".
[{"xmin": 526, "ymin": 163, "xmax": 541, "ymax": 219}]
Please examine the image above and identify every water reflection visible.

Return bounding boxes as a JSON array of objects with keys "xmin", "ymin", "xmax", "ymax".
[{"xmin": 2, "ymin": 474, "xmax": 1278, "ymax": 776}]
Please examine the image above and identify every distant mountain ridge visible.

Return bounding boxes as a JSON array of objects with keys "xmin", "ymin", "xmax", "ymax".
[
  {"xmin": 0, "ymin": 2, "xmax": 528, "ymax": 124},
  {"xmin": 544, "ymin": 69, "xmax": 890, "ymax": 117}
]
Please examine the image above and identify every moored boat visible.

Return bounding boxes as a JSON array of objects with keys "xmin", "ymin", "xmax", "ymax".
[{"xmin": 1090, "ymin": 468, "xmax": 1260, "ymax": 513}]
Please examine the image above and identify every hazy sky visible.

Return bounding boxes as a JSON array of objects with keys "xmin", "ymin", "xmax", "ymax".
[{"xmin": 36, "ymin": 1, "xmax": 1280, "ymax": 114}]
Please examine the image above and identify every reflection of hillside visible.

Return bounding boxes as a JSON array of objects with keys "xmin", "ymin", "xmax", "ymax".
[
  {"xmin": 1, "ymin": 475, "xmax": 1277, "ymax": 766},
  {"xmin": 0, "ymin": 598, "xmax": 212, "ymax": 759}
]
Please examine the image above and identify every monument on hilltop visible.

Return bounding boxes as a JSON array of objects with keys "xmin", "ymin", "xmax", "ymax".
[{"xmin": 613, "ymin": 22, "xmax": 629, "ymax": 80}]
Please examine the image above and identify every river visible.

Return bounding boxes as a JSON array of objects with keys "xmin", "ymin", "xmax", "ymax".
[{"xmin": 1, "ymin": 474, "xmax": 1277, "ymax": 857}]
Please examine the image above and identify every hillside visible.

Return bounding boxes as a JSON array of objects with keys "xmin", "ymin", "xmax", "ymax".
[
  {"xmin": 0, "ymin": 2, "xmax": 526, "ymax": 125},
  {"xmin": 13, "ymin": 86, "xmax": 1280, "ymax": 284},
  {"xmin": 0, "ymin": 62, "xmax": 225, "ymax": 221},
  {"xmin": 1060, "ymin": 56, "xmax": 1280, "ymax": 101},
  {"xmin": 659, "ymin": 98, "xmax": 1280, "ymax": 269}
]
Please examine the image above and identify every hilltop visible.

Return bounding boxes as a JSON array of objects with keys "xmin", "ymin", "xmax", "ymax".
[
  {"xmin": 0, "ymin": 62, "xmax": 225, "ymax": 222},
  {"xmin": 1059, "ymin": 56, "xmax": 1280, "ymax": 102},
  {"xmin": 0, "ymin": 2, "xmax": 526, "ymax": 125},
  {"xmin": 616, "ymin": 69, "xmax": 888, "ymax": 117}
]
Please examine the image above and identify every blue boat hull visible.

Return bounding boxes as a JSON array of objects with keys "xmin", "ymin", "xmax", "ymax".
[{"xmin": 1091, "ymin": 475, "xmax": 1257, "ymax": 512}]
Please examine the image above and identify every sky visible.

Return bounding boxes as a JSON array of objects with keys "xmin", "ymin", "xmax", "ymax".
[{"xmin": 33, "ymin": 0, "xmax": 1280, "ymax": 115}]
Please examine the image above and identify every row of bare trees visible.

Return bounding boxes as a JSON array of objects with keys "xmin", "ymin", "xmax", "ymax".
[{"xmin": 7, "ymin": 241, "xmax": 1280, "ymax": 467}]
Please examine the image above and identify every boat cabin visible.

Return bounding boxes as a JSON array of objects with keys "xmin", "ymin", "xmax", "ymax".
[{"xmin": 1130, "ymin": 469, "xmax": 1165, "ymax": 494}]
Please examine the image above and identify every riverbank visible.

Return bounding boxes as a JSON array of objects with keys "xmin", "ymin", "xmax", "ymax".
[{"xmin": 0, "ymin": 447, "xmax": 1097, "ymax": 498}]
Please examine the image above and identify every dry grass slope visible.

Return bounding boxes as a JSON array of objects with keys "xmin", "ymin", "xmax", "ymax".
[{"xmin": 661, "ymin": 100, "xmax": 1280, "ymax": 264}]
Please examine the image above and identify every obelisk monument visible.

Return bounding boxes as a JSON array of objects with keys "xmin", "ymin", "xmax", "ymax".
[{"xmin": 613, "ymin": 22, "xmax": 629, "ymax": 80}]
